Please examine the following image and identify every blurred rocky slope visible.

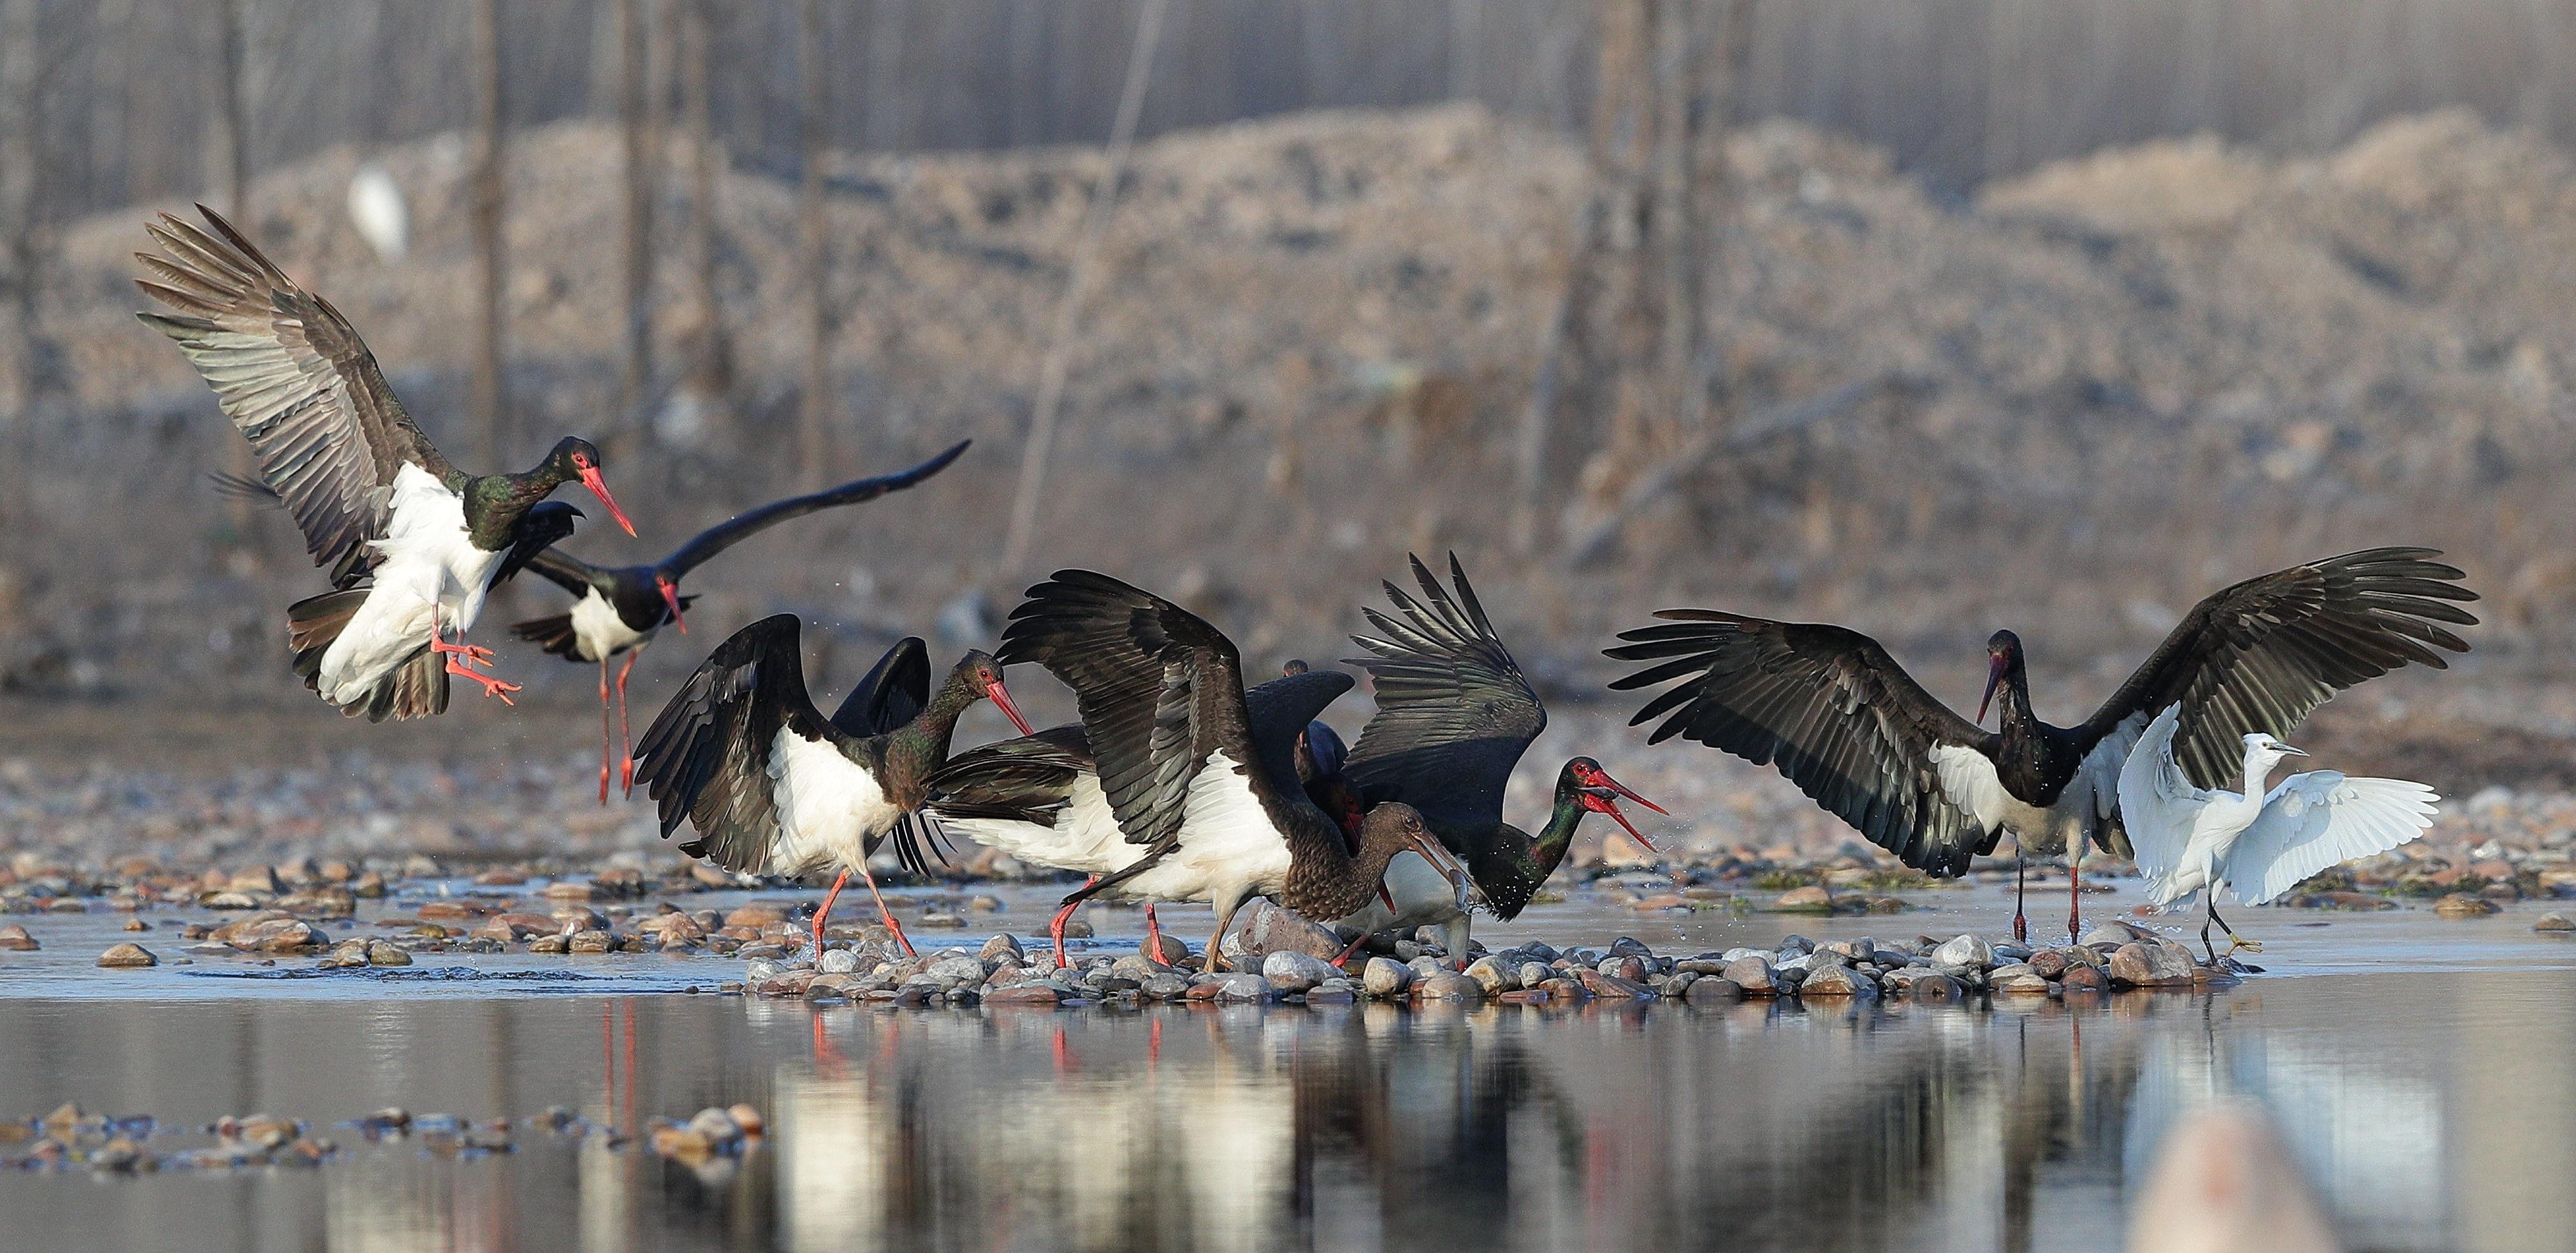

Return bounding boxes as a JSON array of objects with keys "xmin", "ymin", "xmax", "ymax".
[{"xmin": 6, "ymin": 101, "xmax": 2575, "ymax": 744}]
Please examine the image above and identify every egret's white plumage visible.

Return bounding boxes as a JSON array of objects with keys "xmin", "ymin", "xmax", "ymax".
[{"xmin": 2120, "ymin": 704, "xmax": 2437, "ymax": 953}]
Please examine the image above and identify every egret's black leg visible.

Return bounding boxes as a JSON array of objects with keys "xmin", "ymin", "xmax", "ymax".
[{"xmin": 2012, "ymin": 845, "xmax": 2028, "ymax": 944}]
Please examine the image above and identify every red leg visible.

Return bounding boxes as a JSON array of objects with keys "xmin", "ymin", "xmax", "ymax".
[
  {"xmin": 2067, "ymin": 835, "xmax": 2084, "ymax": 942},
  {"xmin": 432, "ymin": 623, "xmax": 516, "ymax": 702},
  {"xmin": 1144, "ymin": 904, "xmax": 1163, "ymax": 964},
  {"xmin": 813, "ymin": 869, "xmax": 850, "ymax": 954},
  {"xmin": 597, "ymin": 659, "xmax": 614, "ymax": 805},
  {"xmin": 614, "ymin": 649, "xmax": 641, "ymax": 796},
  {"xmin": 1049, "ymin": 877, "xmax": 1097, "ymax": 969},
  {"xmin": 1330, "ymin": 930, "xmax": 1370, "ymax": 969},
  {"xmin": 852, "ymin": 859, "xmax": 915, "ymax": 958},
  {"xmin": 427, "ymin": 632, "xmax": 496, "ymax": 668}
]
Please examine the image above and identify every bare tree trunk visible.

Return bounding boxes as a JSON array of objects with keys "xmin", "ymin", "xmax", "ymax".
[
  {"xmin": 998, "ymin": 0, "xmax": 1167, "ymax": 575},
  {"xmin": 797, "ymin": 0, "xmax": 831, "ymax": 487},
  {"xmin": 613, "ymin": 0, "xmax": 658, "ymax": 451},
  {"xmin": 676, "ymin": 0, "xmax": 732, "ymax": 443},
  {"xmin": 470, "ymin": 0, "xmax": 508, "ymax": 465}
]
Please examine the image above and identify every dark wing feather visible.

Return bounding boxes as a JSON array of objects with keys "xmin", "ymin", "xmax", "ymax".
[
  {"xmin": 656, "ymin": 440, "xmax": 972, "ymax": 578},
  {"xmin": 1606, "ymin": 613, "xmax": 1995, "ymax": 876},
  {"xmin": 506, "ymin": 546, "xmax": 607, "ymax": 599},
  {"xmin": 1343, "ymin": 553, "xmax": 1545, "ymax": 842},
  {"xmin": 2082, "ymin": 548, "xmax": 2478, "ymax": 789},
  {"xmin": 829, "ymin": 636, "xmax": 931, "ymax": 738},
  {"xmin": 135, "ymin": 206, "xmax": 450, "ymax": 583},
  {"xmin": 925, "ymin": 725, "xmax": 1096, "ymax": 823},
  {"xmin": 493, "ymin": 502, "xmax": 582, "ymax": 586},
  {"xmin": 996, "ymin": 571, "xmax": 1259, "ymax": 860},
  {"xmin": 629, "ymin": 614, "xmax": 835, "ymax": 874}
]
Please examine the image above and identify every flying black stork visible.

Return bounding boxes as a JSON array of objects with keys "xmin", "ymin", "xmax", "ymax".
[
  {"xmin": 1605, "ymin": 548, "xmax": 2477, "ymax": 942},
  {"xmin": 135, "ymin": 206, "xmax": 636, "ymax": 720},
  {"xmin": 925, "ymin": 666, "xmax": 1358, "ymax": 967},
  {"xmin": 510, "ymin": 439, "xmax": 971, "ymax": 802},
  {"xmin": 984, "ymin": 571, "xmax": 1473, "ymax": 974},
  {"xmin": 627, "ymin": 616, "xmax": 1035, "ymax": 956},
  {"xmin": 1324, "ymin": 555, "xmax": 1664, "ymax": 964}
]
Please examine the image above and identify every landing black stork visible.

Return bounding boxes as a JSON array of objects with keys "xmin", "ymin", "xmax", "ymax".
[
  {"xmin": 988, "ymin": 571, "xmax": 1472, "ymax": 973},
  {"xmin": 509, "ymin": 439, "xmax": 971, "ymax": 802},
  {"xmin": 1605, "ymin": 548, "xmax": 2477, "ymax": 941},
  {"xmin": 135, "ymin": 206, "xmax": 636, "ymax": 720},
  {"xmin": 924, "ymin": 667, "xmax": 1357, "ymax": 967},
  {"xmin": 627, "ymin": 616, "xmax": 1036, "ymax": 955},
  {"xmin": 1327, "ymin": 555, "xmax": 1663, "ymax": 961}
]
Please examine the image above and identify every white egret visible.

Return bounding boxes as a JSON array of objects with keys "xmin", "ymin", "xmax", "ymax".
[{"xmin": 2118, "ymin": 703, "xmax": 2438, "ymax": 962}]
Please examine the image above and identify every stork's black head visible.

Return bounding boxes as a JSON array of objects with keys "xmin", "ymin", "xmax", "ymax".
[
  {"xmin": 952, "ymin": 649, "xmax": 1035, "ymax": 736},
  {"xmin": 1979, "ymin": 630, "xmax": 2025, "ymax": 724},
  {"xmin": 536, "ymin": 437, "xmax": 634, "ymax": 536}
]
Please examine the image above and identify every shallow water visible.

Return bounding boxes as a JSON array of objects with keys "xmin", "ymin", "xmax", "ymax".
[{"xmin": 3, "ymin": 879, "xmax": 2571, "ymax": 1252}]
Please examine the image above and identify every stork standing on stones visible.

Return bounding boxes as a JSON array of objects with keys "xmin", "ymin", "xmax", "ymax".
[{"xmin": 1606, "ymin": 549, "xmax": 2475, "ymax": 942}]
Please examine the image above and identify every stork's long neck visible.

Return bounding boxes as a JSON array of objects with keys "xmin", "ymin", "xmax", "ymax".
[
  {"xmin": 1474, "ymin": 782, "xmax": 1589, "ymax": 921},
  {"xmin": 1284, "ymin": 809, "xmax": 1401, "ymax": 921},
  {"xmin": 878, "ymin": 671, "xmax": 980, "ymax": 807}
]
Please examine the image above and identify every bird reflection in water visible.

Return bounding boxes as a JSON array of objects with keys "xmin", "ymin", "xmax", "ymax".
[{"xmin": 746, "ymin": 992, "xmax": 2448, "ymax": 1253}]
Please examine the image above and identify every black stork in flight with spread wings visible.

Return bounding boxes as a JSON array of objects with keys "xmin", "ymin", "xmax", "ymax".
[
  {"xmin": 510, "ymin": 439, "xmax": 970, "ymax": 801},
  {"xmin": 135, "ymin": 206, "xmax": 636, "ymax": 721},
  {"xmin": 1606, "ymin": 548, "xmax": 2477, "ymax": 941}
]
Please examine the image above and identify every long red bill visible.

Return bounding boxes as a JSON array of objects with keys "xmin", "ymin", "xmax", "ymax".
[
  {"xmin": 1977, "ymin": 654, "xmax": 2005, "ymax": 724},
  {"xmin": 1596, "ymin": 798, "xmax": 1661, "ymax": 854},
  {"xmin": 986, "ymin": 678, "xmax": 1036, "ymax": 736},
  {"xmin": 1592, "ymin": 768, "xmax": 1666, "ymax": 816},
  {"xmin": 657, "ymin": 580, "xmax": 687, "ymax": 633},
  {"xmin": 579, "ymin": 465, "xmax": 637, "ymax": 536}
]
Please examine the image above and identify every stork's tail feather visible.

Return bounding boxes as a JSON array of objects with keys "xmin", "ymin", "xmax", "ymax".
[
  {"xmin": 287, "ymin": 588, "xmax": 448, "ymax": 722},
  {"xmin": 511, "ymin": 613, "xmax": 584, "ymax": 659}
]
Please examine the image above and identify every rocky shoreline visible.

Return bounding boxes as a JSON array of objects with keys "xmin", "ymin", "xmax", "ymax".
[{"xmin": 0, "ymin": 1101, "xmax": 762, "ymax": 1176}]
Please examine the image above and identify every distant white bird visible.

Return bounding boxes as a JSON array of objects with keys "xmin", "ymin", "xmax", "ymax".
[
  {"xmin": 347, "ymin": 163, "xmax": 409, "ymax": 261},
  {"xmin": 2118, "ymin": 703, "xmax": 2438, "ymax": 962}
]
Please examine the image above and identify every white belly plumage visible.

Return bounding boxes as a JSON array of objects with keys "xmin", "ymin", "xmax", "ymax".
[
  {"xmin": 1105, "ymin": 751, "xmax": 1292, "ymax": 909},
  {"xmin": 767, "ymin": 728, "xmax": 898, "ymax": 876},
  {"xmin": 1928, "ymin": 743, "xmax": 2103, "ymax": 853},
  {"xmin": 315, "ymin": 465, "xmax": 504, "ymax": 707},
  {"xmin": 936, "ymin": 774, "xmax": 1148, "ymax": 879},
  {"xmin": 569, "ymin": 589, "xmax": 648, "ymax": 662}
]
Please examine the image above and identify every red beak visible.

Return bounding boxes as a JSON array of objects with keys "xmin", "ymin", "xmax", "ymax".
[
  {"xmin": 578, "ymin": 465, "xmax": 637, "ymax": 536},
  {"xmin": 1977, "ymin": 653, "xmax": 2005, "ymax": 724},
  {"xmin": 657, "ymin": 580, "xmax": 687, "ymax": 633},
  {"xmin": 1579, "ymin": 768, "xmax": 1664, "ymax": 854},
  {"xmin": 986, "ymin": 677, "xmax": 1035, "ymax": 737}
]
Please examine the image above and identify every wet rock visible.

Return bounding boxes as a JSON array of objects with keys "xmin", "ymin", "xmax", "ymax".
[
  {"xmin": 567, "ymin": 930, "xmax": 615, "ymax": 954},
  {"xmin": 2081, "ymin": 922, "xmax": 2150, "ymax": 947},
  {"xmin": 2109, "ymin": 942, "xmax": 2193, "ymax": 986},
  {"xmin": 1213, "ymin": 972, "xmax": 1270, "ymax": 1002},
  {"xmin": 1462, "ymin": 955, "xmax": 1518, "ymax": 995},
  {"xmin": 2435, "ymin": 893, "xmax": 2501, "ymax": 918},
  {"xmin": 1932, "ymin": 934, "xmax": 1991, "ymax": 969},
  {"xmin": 1146, "ymin": 932, "xmax": 1193, "ymax": 966},
  {"xmin": 0, "ymin": 923, "xmax": 36, "ymax": 951},
  {"xmin": 1415, "ymin": 970, "xmax": 1484, "ymax": 1002},
  {"xmin": 818, "ymin": 948, "xmax": 861, "ymax": 974},
  {"xmin": 1362, "ymin": 956, "xmax": 1413, "ymax": 998},
  {"xmin": 926, "ymin": 954, "xmax": 986, "ymax": 986},
  {"xmin": 228, "ymin": 865, "xmax": 283, "ymax": 895},
  {"xmin": 2535, "ymin": 913, "xmax": 2575, "ymax": 933},
  {"xmin": 1991, "ymin": 970, "xmax": 2054, "ymax": 995},
  {"xmin": 1233, "ymin": 899, "xmax": 1347, "ymax": 962},
  {"xmin": 274, "ymin": 888, "xmax": 358, "ymax": 919},
  {"xmin": 1578, "ymin": 968, "xmax": 1655, "ymax": 1000},
  {"xmin": 349, "ymin": 872, "xmax": 388, "ymax": 898},
  {"xmin": 1684, "ymin": 977, "xmax": 1743, "ymax": 1005},
  {"xmin": 367, "ymin": 941, "xmax": 411, "ymax": 967},
  {"xmin": 1597, "ymin": 955, "xmax": 1648, "ymax": 982},
  {"xmin": 725, "ymin": 903, "xmax": 789, "ymax": 929},
  {"xmin": 1517, "ymin": 962, "xmax": 1553, "ymax": 990},
  {"xmin": 2061, "ymin": 964, "xmax": 2108, "ymax": 993},
  {"xmin": 1798, "ymin": 965, "xmax": 1860, "ymax": 997},
  {"xmin": 1140, "ymin": 972, "xmax": 1190, "ymax": 1000},
  {"xmin": 122, "ymin": 918, "xmax": 150, "ymax": 932},
  {"xmin": 96, "ymin": 943, "xmax": 156, "ymax": 968},
  {"xmin": 978, "ymin": 934, "xmax": 1025, "ymax": 965},
  {"xmin": 319, "ymin": 939, "xmax": 370, "ymax": 968},
  {"xmin": 1720, "ymin": 956, "xmax": 1776, "ymax": 995},
  {"xmin": 528, "ymin": 934, "xmax": 570, "ymax": 955},
  {"xmin": 1905, "ymin": 971, "xmax": 1969, "ymax": 1001},
  {"xmin": 1304, "ymin": 983, "xmax": 1357, "ymax": 1004},
  {"xmin": 1773, "ymin": 884, "xmax": 1834, "ymax": 912},
  {"xmin": 1263, "ymin": 949, "xmax": 1337, "ymax": 993},
  {"xmin": 2028, "ymin": 949, "xmax": 2069, "ymax": 978}
]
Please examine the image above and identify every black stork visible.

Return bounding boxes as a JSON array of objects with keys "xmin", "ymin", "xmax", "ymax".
[
  {"xmin": 1605, "ymin": 548, "xmax": 2477, "ymax": 942},
  {"xmin": 135, "ymin": 206, "xmax": 636, "ymax": 721},
  {"xmin": 1325, "ymin": 555, "xmax": 1663, "ymax": 962},
  {"xmin": 924, "ymin": 666, "xmax": 1358, "ymax": 967},
  {"xmin": 986, "ymin": 571, "xmax": 1472, "ymax": 974},
  {"xmin": 627, "ymin": 615, "xmax": 1035, "ymax": 956},
  {"xmin": 509, "ymin": 439, "xmax": 971, "ymax": 802}
]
